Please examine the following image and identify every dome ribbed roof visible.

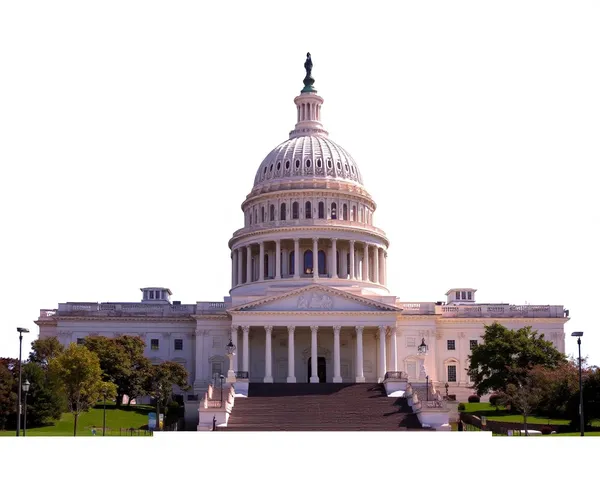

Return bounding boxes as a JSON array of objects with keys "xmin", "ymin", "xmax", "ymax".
[{"xmin": 253, "ymin": 135, "xmax": 363, "ymax": 188}]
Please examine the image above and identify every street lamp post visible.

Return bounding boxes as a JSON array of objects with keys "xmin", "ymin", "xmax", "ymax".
[
  {"xmin": 571, "ymin": 331, "xmax": 584, "ymax": 436},
  {"xmin": 16, "ymin": 327, "xmax": 29, "ymax": 437},
  {"xmin": 225, "ymin": 338, "xmax": 237, "ymax": 384},
  {"xmin": 22, "ymin": 380, "xmax": 30, "ymax": 436}
]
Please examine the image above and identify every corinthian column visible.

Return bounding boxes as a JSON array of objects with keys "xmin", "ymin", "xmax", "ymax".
[
  {"xmin": 310, "ymin": 326, "xmax": 319, "ymax": 383},
  {"xmin": 333, "ymin": 326, "xmax": 342, "ymax": 383},
  {"xmin": 242, "ymin": 326, "xmax": 249, "ymax": 372},
  {"xmin": 355, "ymin": 326, "xmax": 365, "ymax": 383},
  {"xmin": 331, "ymin": 238, "xmax": 338, "ymax": 279},
  {"xmin": 349, "ymin": 240, "xmax": 355, "ymax": 279},
  {"xmin": 389, "ymin": 326, "xmax": 398, "ymax": 371},
  {"xmin": 312, "ymin": 238, "xmax": 319, "ymax": 279},
  {"xmin": 264, "ymin": 326, "xmax": 273, "ymax": 383},
  {"xmin": 373, "ymin": 245, "xmax": 379, "ymax": 284},
  {"xmin": 275, "ymin": 239, "xmax": 281, "ymax": 279},
  {"xmin": 287, "ymin": 326, "xmax": 296, "ymax": 383},
  {"xmin": 237, "ymin": 248, "xmax": 243, "ymax": 285},
  {"xmin": 378, "ymin": 326, "xmax": 387, "ymax": 383},
  {"xmin": 362, "ymin": 243, "xmax": 369, "ymax": 281}
]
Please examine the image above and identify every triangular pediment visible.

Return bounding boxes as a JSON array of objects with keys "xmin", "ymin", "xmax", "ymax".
[{"xmin": 228, "ymin": 285, "xmax": 400, "ymax": 313}]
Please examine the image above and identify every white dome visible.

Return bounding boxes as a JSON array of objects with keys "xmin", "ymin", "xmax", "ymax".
[{"xmin": 253, "ymin": 135, "xmax": 364, "ymax": 189}]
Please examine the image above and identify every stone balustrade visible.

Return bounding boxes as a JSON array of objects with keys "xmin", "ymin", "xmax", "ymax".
[
  {"xmin": 48, "ymin": 301, "xmax": 221, "ymax": 318},
  {"xmin": 437, "ymin": 304, "xmax": 566, "ymax": 318}
]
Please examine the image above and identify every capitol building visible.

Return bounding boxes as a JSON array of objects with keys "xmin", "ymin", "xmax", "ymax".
[{"xmin": 35, "ymin": 54, "xmax": 569, "ymax": 430}]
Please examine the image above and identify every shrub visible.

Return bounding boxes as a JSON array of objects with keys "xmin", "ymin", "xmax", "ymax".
[
  {"xmin": 458, "ymin": 403, "xmax": 466, "ymax": 411},
  {"xmin": 489, "ymin": 394, "xmax": 501, "ymax": 408},
  {"xmin": 540, "ymin": 425, "xmax": 553, "ymax": 435},
  {"xmin": 468, "ymin": 395, "xmax": 481, "ymax": 403}
]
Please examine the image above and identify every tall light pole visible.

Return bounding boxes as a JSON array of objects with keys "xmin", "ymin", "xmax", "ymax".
[
  {"xmin": 16, "ymin": 327, "xmax": 29, "ymax": 437},
  {"xmin": 571, "ymin": 331, "xmax": 584, "ymax": 436},
  {"xmin": 22, "ymin": 380, "xmax": 30, "ymax": 436}
]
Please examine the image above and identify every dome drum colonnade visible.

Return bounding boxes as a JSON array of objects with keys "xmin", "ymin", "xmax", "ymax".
[{"xmin": 230, "ymin": 238, "xmax": 387, "ymax": 287}]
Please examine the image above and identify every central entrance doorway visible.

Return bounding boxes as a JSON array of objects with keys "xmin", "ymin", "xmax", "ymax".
[{"xmin": 308, "ymin": 356, "xmax": 326, "ymax": 383}]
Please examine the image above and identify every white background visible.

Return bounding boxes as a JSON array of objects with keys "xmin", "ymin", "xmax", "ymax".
[{"xmin": 1, "ymin": 1, "xmax": 599, "ymax": 371}]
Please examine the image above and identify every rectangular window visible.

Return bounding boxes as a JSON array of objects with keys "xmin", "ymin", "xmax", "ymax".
[
  {"xmin": 447, "ymin": 365, "xmax": 457, "ymax": 382},
  {"xmin": 455, "ymin": 292, "xmax": 460, "ymax": 300},
  {"xmin": 407, "ymin": 362, "xmax": 417, "ymax": 379},
  {"xmin": 406, "ymin": 337, "xmax": 416, "ymax": 347},
  {"xmin": 76, "ymin": 338, "xmax": 84, "ymax": 345},
  {"xmin": 447, "ymin": 340, "xmax": 456, "ymax": 350},
  {"xmin": 461, "ymin": 291, "xmax": 466, "ymax": 300},
  {"xmin": 470, "ymin": 339, "xmax": 478, "ymax": 350},
  {"xmin": 174, "ymin": 339, "xmax": 183, "ymax": 350},
  {"xmin": 467, "ymin": 291, "xmax": 472, "ymax": 300},
  {"xmin": 151, "ymin": 339, "xmax": 159, "ymax": 350}
]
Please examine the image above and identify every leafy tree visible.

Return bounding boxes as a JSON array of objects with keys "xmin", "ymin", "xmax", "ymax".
[
  {"xmin": 28, "ymin": 337, "xmax": 64, "ymax": 367},
  {"xmin": 83, "ymin": 336, "xmax": 129, "ymax": 402},
  {"xmin": 529, "ymin": 361, "xmax": 579, "ymax": 419},
  {"xmin": 0, "ymin": 358, "xmax": 18, "ymax": 430},
  {"xmin": 114, "ymin": 335, "xmax": 152, "ymax": 405},
  {"xmin": 21, "ymin": 362, "xmax": 65, "ymax": 427},
  {"xmin": 146, "ymin": 361, "xmax": 189, "ymax": 431},
  {"xmin": 500, "ymin": 367, "xmax": 544, "ymax": 436},
  {"xmin": 49, "ymin": 343, "xmax": 114, "ymax": 436},
  {"xmin": 467, "ymin": 322, "xmax": 565, "ymax": 396}
]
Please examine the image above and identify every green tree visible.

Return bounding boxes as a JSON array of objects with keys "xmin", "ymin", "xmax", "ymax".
[
  {"xmin": 49, "ymin": 343, "xmax": 113, "ymax": 436},
  {"xmin": 500, "ymin": 367, "xmax": 544, "ymax": 436},
  {"xmin": 0, "ymin": 358, "xmax": 18, "ymax": 430},
  {"xmin": 28, "ymin": 337, "xmax": 64, "ymax": 366},
  {"xmin": 114, "ymin": 335, "xmax": 152, "ymax": 405},
  {"xmin": 146, "ymin": 361, "xmax": 189, "ymax": 431},
  {"xmin": 83, "ymin": 336, "xmax": 129, "ymax": 402},
  {"xmin": 467, "ymin": 322, "xmax": 565, "ymax": 396},
  {"xmin": 21, "ymin": 362, "xmax": 65, "ymax": 427}
]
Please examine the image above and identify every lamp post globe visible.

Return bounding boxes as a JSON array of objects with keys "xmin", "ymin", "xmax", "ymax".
[{"xmin": 22, "ymin": 380, "xmax": 30, "ymax": 436}]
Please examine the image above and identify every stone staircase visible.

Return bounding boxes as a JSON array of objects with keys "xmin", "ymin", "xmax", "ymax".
[{"xmin": 224, "ymin": 383, "xmax": 427, "ymax": 431}]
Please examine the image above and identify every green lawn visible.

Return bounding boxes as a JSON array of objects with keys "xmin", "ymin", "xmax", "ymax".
[
  {"xmin": 462, "ymin": 402, "xmax": 600, "ymax": 428},
  {"xmin": 0, "ymin": 403, "xmax": 154, "ymax": 436}
]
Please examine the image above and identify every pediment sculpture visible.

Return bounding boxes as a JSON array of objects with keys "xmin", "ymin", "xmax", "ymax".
[{"xmin": 297, "ymin": 293, "xmax": 333, "ymax": 310}]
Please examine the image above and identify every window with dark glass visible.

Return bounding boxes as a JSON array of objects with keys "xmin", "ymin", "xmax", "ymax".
[
  {"xmin": 292, "ymin": 202, "xmax": 299, "ymax": 219},
  {"xmin": 469, "ymin": 340, "xmax": 478, "ymax": 350},
  {"xmin": 461, "ymin": 291, "xmax": 466, "ymax": 300},
  {"xmin": 447, "ymin": 365, "xmax": 457, "ymax": 382},
  {"xmin": 261, "ymin": 206, "xmax": 265, "ymax": 222},
  {"xmin": 270, "ymin": 204, "xmax": 275, "ymax": 221},
  {"xmin": 447, "ymin": 340, "xmax": 456, "ymax": 350},
  {"xmin": 76, "ymin": 338, "xmax": 84, "ymax": 345},
  {"xmin": 289, "ymin": 251, "xmax": 295, "ymax": 275},
  {"xmin": 342, "ymin": 204, "xmax": 348, "ymax": 220},
  {"xmin": 305, "ymin": 201, "xmax": 312, "ymax": 219},
  {"xmin": 318, "ymin": 201, "xmax": 325, "ymax": 219},
  {"xmin": 331, "ymin": 202, "xmax": 337, "ymax": 220},
  {"xmin": 304, "ymin": 250, "xmax": 313, "ymax": 274},
  {"xmin": 280, "ymin": 203, "xmax": 287, "ymax": 221},
  {"xmin": 318, "ymin": 250, "xmax": 326, "ymax": 275},
  {"xmin": 151, "ymin": 339, "xmax": 159, "ymax": 351},
  {"xmin": 174, "ymin": 339, "xmax": 183, "ymax": 350},
  {"xmin": 455, "ymin": 292, "xmax": 460, "ymax": 300},
  {"xmin": 467, "ymin": 291, "xmax": 472, "ymax": 300}
]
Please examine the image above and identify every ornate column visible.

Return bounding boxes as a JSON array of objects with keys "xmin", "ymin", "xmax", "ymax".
[
  {"xmin": 310, "ymin": 326, "xmax": 319, "ymax": 383},
  {"xmin": 379, "ymin": 248, "xmax": 385, "ymax": 285},
  {"xmin": 294, "ymin": 238, "xmax": 300, "ymax": 279},
  {"xmin": 355, "ymin": 326, "xmax": 365, "ymax": 382},
  {"xmin": 259, "ymin": 242, "xmax": 265, "ymax": 281},
  {"xmin": 264, "ymin": 326, "xmax": 273, "ymax": 383},
  {"xmin": 237, "ymin": 247, "xmax": 243, "ymax": 285},
  {"xmin": 373, "ymin": 245, "xmax": 379, "ymax": 284},
  {"xmin": 331, "ymin": 238, "xmax": 338, "ymax": 278},
  {"xmin": 231, "ymin": 251, "xmax": 236, "ymax": 288},
  {"xmin": 349, "ymin": 240, "xmax": 355, "ymax": 279},
  {"xmin": 340, "ymin": 246, "xmax": 348, "ymax": 279},
  {"xmin": 275, "ymin": 239, "xmax": 281, "ymax": 279},
  {"xmin": 231, "ymin": 325, "xmax": 239, "ymax": 372},
  {"xmin": 242, "ymin": 326, "xmax": 250, "ymax": 372},
  {"xmin": 378, "ymin": 326, "xmax": 387, "ymax": 382},
  {"xmin": 313, "ymin": 238, "xmax": 319, "ymax": 279},
  {"xmin": 246, "ymin": 244, "xmax": 252, "ymax": 283},
  {"xmin": 389, "ymin": 326, "xmax": 398, "ymax": 371},
  {"xmin": 282, "ymin": 247, "xmax": 289, "ymax": 277},
  {"xmin": 333, "ymin": 326, "xmax": 342, "ymax": 383},
  {"xmin": 362, "ymin": 243, "xmax": 369, "ymax": 281},
  {"xmin": 287, "ymin": 326, "xmax": 296, "ymax": 383}
]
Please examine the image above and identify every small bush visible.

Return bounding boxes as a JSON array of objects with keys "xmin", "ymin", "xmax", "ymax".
[
  {"xmin": 540, "ymin": 426, "xmax": 553, "ymax": 435},
  {"xmin": 489, "ymin": 394, "xmax": 501, "ymax": 407},
  {"xmin": 468, "ymin": 395, "xmax": 481, "ymax": 403},
  {"xmin": 458, "ymin": 403, "xmax": 466, "ymax": 411}
]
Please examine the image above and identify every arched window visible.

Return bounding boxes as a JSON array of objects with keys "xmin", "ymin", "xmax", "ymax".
[
  {"xmin": 292, "ymin": 201, "xmax": 299, "ymax": 219},
  {"xmin": 318, "ymin": 201, "xmax": 325, "ymax": 219},
  {"xmin": 331, "ymin": 202, "xmax": 337, "ymax": 220},
  {"xmin": 304, "ymin": 250, "xmax": 313, "ymax": 274},
  {"xmin": 318, "ymin": 250, "xmax": 327, "ymax": 275},
  {"xmin": 351, "ymin": 206, "xmax": 355, "ymax": 221},
  {"xmin": 342, "ymin": 204, "xmax": 348, "ymax": 220},
  {"xmin": 305, "ymin": 201, "xmax": 312, "ymax": 219},
  {"xmin": 280, "ymin": 203, "xmax": 287, "ymax": 221},
  {"xmin": 270, "ymin": 204, "xmax": 275, "ymax": 221},
  {"xmin": 289, "ymin": 251, "xmax": 295, "ymax": 276},
  {"xmin": 261, "ymin": 206, "xmax": 265, "ymax": 222}
]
